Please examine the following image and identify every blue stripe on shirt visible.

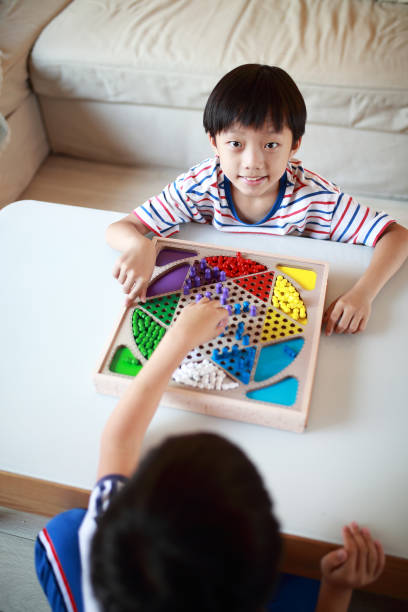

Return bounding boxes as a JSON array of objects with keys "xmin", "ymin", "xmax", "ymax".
[
  {"xmin": 336, "ymin": 204, "xmax": 360, "ymax": 242},
  {"xmin": 185, "ymin": 165, "xmax": 217, "ymax": 191},
  {"xmin": 150, "ymin": 202, "xmax": 175, "ymax": 227},
  {"xmin": 141, "ymin": 204, "xmax": 157, "ymax": 221},
  {"xmin": 279, "ymin": 190, "xmax": 335, "ymax": 210},
  {"xmin": 172, "ymin": 182, "xmax": 195, "ymax": 217},
  {"xmin": 332, "ymin": 193, "xmax": 344, "ymax": 217},
  {"xmin": 363, "ymin": 213, "xmax": 387, "ymax": 244}
]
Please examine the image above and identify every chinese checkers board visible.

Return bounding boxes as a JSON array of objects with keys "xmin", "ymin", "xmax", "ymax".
[{"xmin": 94, "ymin": 238, "xmax": 329, "ymax": 432}]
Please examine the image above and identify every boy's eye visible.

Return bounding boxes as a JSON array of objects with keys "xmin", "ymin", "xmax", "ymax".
[
  {"xmin": 265, "ymin": 142, "xmax": 278, "ymax": 150},
  {"xmin": 228, "ymin": 141, "xmax": 242, "ymax": 149}
]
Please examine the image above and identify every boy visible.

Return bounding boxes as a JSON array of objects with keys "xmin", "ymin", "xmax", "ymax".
[
  {"xmin": 106, "ymin": 64, "xmax": 408, "ymax": 336},
  {"xmin": 77, "ymin": 299, "xmax": 384, "ymax": 611}
]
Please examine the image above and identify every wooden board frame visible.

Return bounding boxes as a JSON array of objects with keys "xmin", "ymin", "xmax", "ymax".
[{"xmin": 94, "ymin": 238, "xmax": 329, "ymax": 432}]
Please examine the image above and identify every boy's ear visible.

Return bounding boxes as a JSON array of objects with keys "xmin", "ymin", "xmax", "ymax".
[
  {"xmin": 291, "ymin": 137, "xmax": 302, "ymax": 157},
  {"xmin": 209, "ymin": 134, "xmax": 219, "ymax": 155}
]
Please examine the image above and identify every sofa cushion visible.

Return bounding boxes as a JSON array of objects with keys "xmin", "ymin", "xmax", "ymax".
[
  {"xmin": 30, "ymin": 0, "xmax": 408, "ymax": 136},
  {"xmin": 0, "ymin": 0, "xmax": 71, "ymax": 118}
]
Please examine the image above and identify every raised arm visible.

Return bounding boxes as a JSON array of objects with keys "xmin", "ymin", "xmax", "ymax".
[
  {"xmin": 106, "ymin": 213, "xmax": 157, "ymax": 303},
  {"xmin": 96, "ymin": 299, "xmax": 229, "ymax": 480},
  {"xmin": 324, "ymin": 222, "xmax": 408, "ymax": 335},
  {"xmin": 315, "ymin": 522, "xmax": 385, "ymax": 612}
]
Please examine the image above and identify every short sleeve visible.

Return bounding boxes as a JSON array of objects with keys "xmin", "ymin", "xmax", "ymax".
[
  {"xmin": 133, "ymin": 159, "xmax": 218, "ymax": 236},
  {"xmin": 79, "ymin": 475, "xmax": 128, "ymax": 612},
  {"xmin": 330, "ymin": 193, "xmax": 395, "ymax": 246}
]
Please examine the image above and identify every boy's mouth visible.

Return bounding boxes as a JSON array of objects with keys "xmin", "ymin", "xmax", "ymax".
[{"xmin": 239, "ymin": 176, "xmax": 267, "ymax": 185}]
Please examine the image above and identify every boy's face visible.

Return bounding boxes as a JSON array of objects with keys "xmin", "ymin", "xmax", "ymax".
[{"xmin": 210, "ymin": 123, "xmax": 301, "ymax": 216}]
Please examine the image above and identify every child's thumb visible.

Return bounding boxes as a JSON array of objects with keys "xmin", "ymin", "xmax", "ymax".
[{"xmin": 321, "ymin": 548, "xmax": 348, "ymax": 574}]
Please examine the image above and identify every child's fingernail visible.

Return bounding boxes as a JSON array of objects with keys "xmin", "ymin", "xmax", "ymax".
[
  {"xmin": 351, "ymin": 521, "xmax": 359, "ymax": 531},
  {"xmin": 337, "ymin": 549, "xmax": 347, "ymax": 561},
  {"xmin": 216, "ymin": 318, "xmax": 228, "ymax": 328}
]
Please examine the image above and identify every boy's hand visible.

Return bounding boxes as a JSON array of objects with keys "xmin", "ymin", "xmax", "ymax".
[
  {"xmin": 323, "ymin": 286, "xmax": 371, "ymax": 336},
  {"xmin": 168, "ymin": 298, "xmax": 229, "ymax": 353},
  {"xmin": 321, "ymin": 522, "xmax": 385, "ymax": 591},
  {"xmin": 113, "ymin": 240, "xmax": 157, "ymax": 305}
]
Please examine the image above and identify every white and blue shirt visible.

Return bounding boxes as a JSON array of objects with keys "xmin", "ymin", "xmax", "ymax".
[
  {"xmin": 79, "ymin": 475, "xmax": 128, "ymax": 612},
  {"xmin": 133, "ymin": 158, "xmax": 394, "ymax": 247}
]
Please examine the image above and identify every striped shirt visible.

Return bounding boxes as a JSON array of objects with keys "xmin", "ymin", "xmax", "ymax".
[
  {"xmin": 79, "ymin": 475, "xmax": 128, "ymax": 611},
  {"xmin": 134, "ymin": 158, "xmax": 394, "ymax": 247}
]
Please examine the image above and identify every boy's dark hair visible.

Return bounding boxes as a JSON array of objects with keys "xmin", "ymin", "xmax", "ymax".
[
  {"xmin": 203, "ymin": 64, "xmax": 306, "ymax": 146},
  {"xmin": 91, "ymin": 432, "xmax": 281, "ymax": 612}
]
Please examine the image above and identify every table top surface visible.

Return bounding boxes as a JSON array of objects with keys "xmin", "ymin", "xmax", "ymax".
[{"xmin": 1, "ymin": 200, "xmax": 407, "ymax": 557}]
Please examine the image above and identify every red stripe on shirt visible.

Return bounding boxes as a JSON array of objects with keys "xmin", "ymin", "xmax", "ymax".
[
  {"xmin": 330, "ymin": 196, "xmax": 352, "ymax": 239},
  {"xmin": 283, "ymin": 179, "xmax": 307, "ymax": 196},
  {"xmin": 192, "ymin": 164, "xmax": 212, "ymax": 179},
  {"xmin": 133, "ymin": 211, "xmax": 161, "ymax": 236},
  {"xmin": 219, "ymin": 212, "xmax": 238, "ymax": 221},
  {"xmin": 372, "ymin": 220, "xmax": 394, "ymax": 246},
  {"xmin": 43, "ymin": 529, "xmax": 78, "ymax": 612},
  {"xmin": 196, "ymin": 197, "xmax": 216, "ymax": 205},
  {"xmin": 348, "ymin": 208, "xmax": 369, "ymax": 243},
  {"xmin": 272, "ymin": 199, "xmax": 335, "ymax": 222},
  {"xmin": 156, "ymin": 196, "xmax": 176, "ymax": 222},
  {"xmin": 270, "ymin": 203, "xmax": 311, "ymax": 221},
  {"xmin": 304, "ymin": 167, "xmax": 334, "ymax": 189},
  {"xmin": 287, "ymin": 222, "xmax": 330, "ymax": 235}
]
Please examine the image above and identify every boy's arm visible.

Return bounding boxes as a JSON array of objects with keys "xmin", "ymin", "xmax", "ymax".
[
  {"xmin": 324, "ymin": 223, "xmax": 408, "ymax": 335},
  {"xmin": 96, "ymin": 299, "xmax": 229, "ymax": 480},
  {"xmin": 315, "ymin": 522, "xmax": 385, "ymax": 612},
  {"xmin": 106, "ymin": 213, "xmax": 157, "ymax": 303}
]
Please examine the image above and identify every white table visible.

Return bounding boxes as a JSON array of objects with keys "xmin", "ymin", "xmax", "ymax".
[{"xmin": 1, "ymin": 201, "xmax": 407, "ymax": 594}]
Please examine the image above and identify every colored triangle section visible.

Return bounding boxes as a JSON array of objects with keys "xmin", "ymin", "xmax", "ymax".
[
  {"xmin": 173, "ymin": 359, "xmax": 239, "ymax": 390},
  {"xmin": 254, "ymin": 338, "xmax": 304, "ymax": 382},
  {"xmin": 272, "ymin": 275, "xmax": 307, "ymax": 323},
  {"xmin": 211, "ymin": 345, "xmax": 256, "ymax": 385},
  {"xmin": 156, "ymin": 248, "xmax": 197, "ymax": 266},
  {"xmin": 146, "ymin": 264, "xmax": 190, "ymax": 297},
  {"xmin": 132, "ymin": 309, "xmax": 166, "ymax": 359},
  {"xmin": 140, "ymin": 293, "xmax": 180, "ymax": 325},
  {"xmin": 205, "ymin": 254, "xmax": 266, "ymax": 278},
  {"xmin": 261, "ymin": 308, "xmax": 304, "ymax": 342},
  {"xmin": 246, "ymin": 377, "xmax": 298, "ymax": 406},
  {"xmin": 233, "ymin": 271, "xmax": 274, "ymax": 302},
  {"xmin": 277, "ymin": 265, "xmax": 316, "ymax": 290},
  {"xmin": 109, "ymin": 346, "xmax": 142, "ymax": 376}
]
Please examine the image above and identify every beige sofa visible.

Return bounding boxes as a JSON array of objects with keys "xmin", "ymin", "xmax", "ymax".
[{"xmin": 1, "ymin": 0, "xmax": 407, "ymax": 207}]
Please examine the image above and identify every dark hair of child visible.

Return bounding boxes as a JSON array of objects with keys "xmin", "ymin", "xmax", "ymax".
[
  {"xmin": 203, "ymin": 64, "xmax": 307, "ymax": 147},
  {"xmin": 91, "ymin": 432, "xmax": 282, "ymax": 612}
]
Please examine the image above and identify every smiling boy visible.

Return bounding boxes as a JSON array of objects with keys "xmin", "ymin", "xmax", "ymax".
[{"xmin": 106, "ymin": 64, "xmax": 408, "ymax": 335}]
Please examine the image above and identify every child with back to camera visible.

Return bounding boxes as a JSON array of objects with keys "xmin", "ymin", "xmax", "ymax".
[
  {"xmin": 77, "ymin": 299, "xmax": 384, "ymax": 612},
  {"xmin": 106, "ymin": 64, "xmax": 408, "ymax": 336}
]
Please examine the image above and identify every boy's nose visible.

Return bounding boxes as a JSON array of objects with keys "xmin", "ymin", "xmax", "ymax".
[{"xmin": 243, "ymin": 148, "xmax": 264, "ymax": 170}]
